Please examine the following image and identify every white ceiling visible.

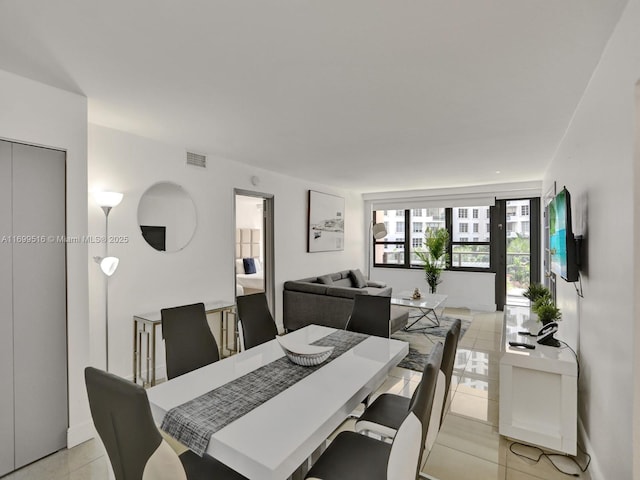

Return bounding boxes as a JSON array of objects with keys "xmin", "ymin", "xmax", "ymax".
[{"xmin": 0, "ymin": 0, "xmax": 628, "ymax": 193}]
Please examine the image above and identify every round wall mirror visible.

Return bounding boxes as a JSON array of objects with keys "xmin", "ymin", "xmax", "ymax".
[{"xmin": 137, "ymin": 182, "xmax": 197, "ymax": 252}]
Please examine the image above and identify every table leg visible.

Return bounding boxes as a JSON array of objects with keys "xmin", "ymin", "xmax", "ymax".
[
  {"xmin": 404, "ymin": 307, "xmax": 439, "ymax": 331},
  {"xmin": 151, "ymin": 323, "xmax": 157, "ymax": 386},
  {"xmin": 132, "ymin": 320, "xmax": 138, "ymax": 384},
  {"xmin": 145, "ymin": 326, "xmax": 151, "ymax": 387},
  {"xmin": 137, "ymin": 329, "xmax": 143, "ymax": 385},
  {"xmin": 219, "ymin": 310, "xmax": 225, "ymax": 357}
]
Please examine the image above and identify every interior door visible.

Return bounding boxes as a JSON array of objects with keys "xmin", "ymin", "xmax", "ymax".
[
  {"xmin": 0, "ymin": 141, "xmax": 14, "ymax": 477},
  {"xmin": 12, "ymin": 143, "xmax": 67, "ymax": 468}
]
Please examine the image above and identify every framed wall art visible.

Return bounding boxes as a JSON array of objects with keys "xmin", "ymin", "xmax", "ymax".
[{"xmin": 307, "ymin": 190, "xmax": 344, "ymax": 252}]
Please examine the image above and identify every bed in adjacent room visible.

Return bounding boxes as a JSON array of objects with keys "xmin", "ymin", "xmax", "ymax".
[{"xmin": 236, "ymin": 228, "xmax": 264, "ymax": 295}]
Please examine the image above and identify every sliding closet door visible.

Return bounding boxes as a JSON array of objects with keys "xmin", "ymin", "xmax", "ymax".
[
  {"xmin": 12, "ymin": 143, "xmax": 67, "ymax": 468},
  {"xmin": 0, "ymin": 141, "xmax": 14, "ymax": 477}
]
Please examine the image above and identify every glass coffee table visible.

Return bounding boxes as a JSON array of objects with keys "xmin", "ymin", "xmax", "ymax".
[{"xmin": 391, "ymin": 292, "xmax": 448, "ymax": 331}]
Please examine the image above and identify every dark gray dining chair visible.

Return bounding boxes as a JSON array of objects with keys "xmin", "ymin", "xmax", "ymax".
[
  {"xmin": 235, "ymin": 293, "xmax": 278, "ymax": 350},
  {"xmin": 84, "ymin": 367, "xmax": 247, "ymax": 480},
  {"xmin": 161, "ymin": 302, "xmax": 220, "ymax": 379},
  {"xmin": 345, "ymin": 294, "xmax": 391, "ymax": 338},
  {"xmin": 305, "ymin": 343, "xmax": 443, "ymax": 480},
  {"xmin": 355, "ymin": 319, "xmax": 462, "ymax": 450}
]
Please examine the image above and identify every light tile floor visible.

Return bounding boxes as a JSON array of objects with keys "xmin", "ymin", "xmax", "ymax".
[{"xmin": 2, "ymin": 309, "xmax": 591, "ymax": 480}]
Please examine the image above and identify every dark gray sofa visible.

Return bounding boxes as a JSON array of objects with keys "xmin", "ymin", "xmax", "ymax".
[{"xmin": 283, "ymin": 269, "xmax": 402, "ymax": 331}]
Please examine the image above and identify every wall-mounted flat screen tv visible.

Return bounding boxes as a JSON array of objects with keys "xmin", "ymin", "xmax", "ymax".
[{"xmin": 549, "ymin": 188, "xmax": 579, "ymax": 282}]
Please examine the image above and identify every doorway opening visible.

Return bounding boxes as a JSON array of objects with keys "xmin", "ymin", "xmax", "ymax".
[{"xmin": 233, "ymin": 190, "xmax": 275, "ymax": 310}]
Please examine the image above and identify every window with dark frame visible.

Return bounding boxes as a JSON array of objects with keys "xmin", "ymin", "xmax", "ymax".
[{"xmin": 373, "ymin": 205, "xmax": 492, "ymax": 272}]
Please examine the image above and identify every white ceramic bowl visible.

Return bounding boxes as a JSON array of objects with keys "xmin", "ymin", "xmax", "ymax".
[{"xmin": 276, "ymin": 336, "xmax": 334, "ymax": 367}]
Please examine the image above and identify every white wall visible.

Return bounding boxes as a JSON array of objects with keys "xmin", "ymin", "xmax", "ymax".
[
  {"xmin": 236, "ymin": 196, "xmax": 263, "ymax": 230},
  {"xmin": 543, "ymin": 1, "xmax": 639, "ymax": 478},
  {"xmin": 0, "ymin": 69, "xmax": 90, "ymax": 447},
  {"xmin": 371, "ymin": 267, "xmax": 496, "ymax": 311},
  {"xmin": 88, "ymin": 124, "xmax": 364, "ymax": 379}
]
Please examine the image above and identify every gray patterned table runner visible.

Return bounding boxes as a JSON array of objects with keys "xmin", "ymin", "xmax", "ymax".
[{"xmin": 161, "ymin": 329, "xmax": 369, "ymax": 456}]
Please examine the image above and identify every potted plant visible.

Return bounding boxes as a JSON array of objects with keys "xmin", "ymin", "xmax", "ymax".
[
  {"xmin": 535, "ymin": 300, "xmax": 562, "ymax": 325},
  {"xmin": 522, "ymin": 283, "xmax": 550, "ymax": 306},
  {"xmin": 415, "ymin": 228, "xmax": 449, "ymax": 294}
]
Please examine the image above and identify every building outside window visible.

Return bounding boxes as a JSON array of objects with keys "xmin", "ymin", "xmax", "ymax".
[
  {"xmin": 425, "ymin": 208, "xmax": 445, "ymax": 220},
  {"xmin": 373, "ymin": 205, "xmax": 490, "ymax": 270},
  {"xmin": 521, "ymin": 205, "xmax": 530, "ymax": 216},
  {"xmin": 451, "ymin": 206, "xmax": 491, "ymax": 269}
]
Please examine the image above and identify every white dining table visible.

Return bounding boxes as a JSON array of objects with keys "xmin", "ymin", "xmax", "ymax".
[{"xmin": 147, "ymin": 325, "xmax": 408, "ymax": 480}]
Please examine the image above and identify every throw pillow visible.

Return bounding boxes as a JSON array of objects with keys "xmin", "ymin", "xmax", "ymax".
[
  {"xmin": 317, "ymin": 274, "xmax": 334, "ymax": 285},
  {"xmin": 235, "ymin": 258, "xmax": 245, "ymax": 273},
  {"xmin": 349, "ymin": 269, "xmax": 367, "ymax": 288},
  {"xmin": 253, "ymin": 257, "xmax": 262, "ymax": 272},
  {"xmin": 243, "ymin": 258, "xmax": 257, "ymax": 274}
]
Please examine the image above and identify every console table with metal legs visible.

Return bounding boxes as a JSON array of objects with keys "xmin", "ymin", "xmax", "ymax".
[{"xmin": 133, "ymin": 300, "xmax": 236, "ymax": 387}]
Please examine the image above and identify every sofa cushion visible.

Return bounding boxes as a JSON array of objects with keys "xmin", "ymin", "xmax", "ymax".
[
  {"xmin": 367, "ymin": 280, "xmax": 387, "ymax": 288},
  {"xmin": 326, "ymin": 286, "xmax": 368, "ymax": 299},
  {"xmin": 333, "ymin": 278, "xmax": 352, "ymax": 287},
  {"xmin": 349, "ymin": 269, "xmax": 368, "ymax": 288},
  {"xmin": 390, "ymin": 306, "xmax": 409, "ymax": 334},
  {"xmin": 361, "ymin": 285, "xmax": 392, "ymax": 297},
  {"xmin": 317, "ymin": 274, "xmax": 334, "ymax": 285},
  {"xmin": 283, "ymin": 281, "xmax": 328, "ymax": 295}
]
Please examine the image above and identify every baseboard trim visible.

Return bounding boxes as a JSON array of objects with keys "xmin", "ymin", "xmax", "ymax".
[
  {"xmin": 67, "ymin": 420, "xmax": 95, "ymax": 448},
  {"xmin": 578, "ymin": 417, "xmax": 603, "ymax": 480}
]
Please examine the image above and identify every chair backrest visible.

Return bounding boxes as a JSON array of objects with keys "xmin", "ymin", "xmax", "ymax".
[
  {"xmin": 411, "ymin": 319, "xmax": 462, "ymax": 452},
  {"xmin": 84, "ymin": 367, "xmax": 187, "ymax": 480},
  {"xmin": 345, "ymin": 294, "xmax": 391, "ymax": 338},
  {"xmin": 161, "ymin": 302, "xmax": 220, "ymax": 379},
  {"xmin": 236, "ymin": 293, "xmax": 278, "ymax": 350},
  {"xmin": 387, "ymin": 342, "xmax": 443, "ymax": 480},
  {"xmin": 440, "ymin": 318, "xmax": 461, "ymax": 426}
]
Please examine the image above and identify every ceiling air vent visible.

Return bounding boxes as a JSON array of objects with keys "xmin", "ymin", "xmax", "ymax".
[{"xmin": 186, "ymin": 151, "xmax": 207, "ymax": 168}]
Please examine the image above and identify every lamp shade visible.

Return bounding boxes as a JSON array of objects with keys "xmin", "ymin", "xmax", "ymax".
[
  {"xmin": 372, "ymin": 222, "xmax": 387, "ymax": 240},
  {"xmin": 93, "ymin": 191, "xmax": 123, "ymax": 208},
  {"xmin": 99, "ymin": 256, "xmax": 120, "ymax": 276}
]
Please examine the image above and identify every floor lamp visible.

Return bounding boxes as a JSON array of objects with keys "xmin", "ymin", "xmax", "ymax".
[
  {"xmin": 93, "ymin": 191, "xmax": 123, "ymax": 371},
  {"xmin": 368, "ymin": 222, "xmax": 387, "ymax": 280}
]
